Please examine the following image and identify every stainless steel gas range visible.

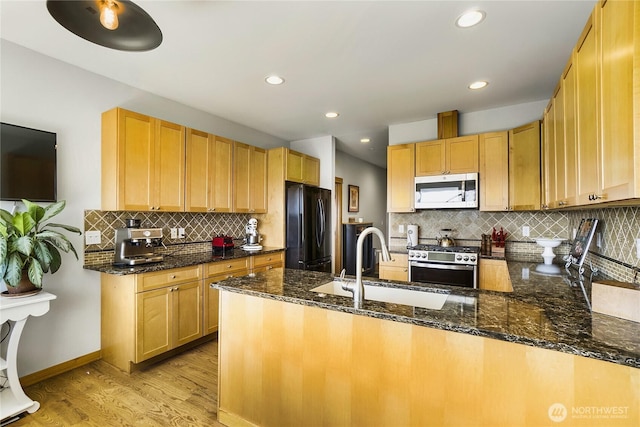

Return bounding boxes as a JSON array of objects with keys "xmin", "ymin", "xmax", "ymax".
[{"xmin": 407, "ymin": 245, "xmax": 479, "ymax": 289}]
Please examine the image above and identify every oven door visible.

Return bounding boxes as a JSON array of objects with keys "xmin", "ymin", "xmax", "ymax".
[{"xmin": 409, "ymin": 261, "xmax": 477, "ymax": 288}]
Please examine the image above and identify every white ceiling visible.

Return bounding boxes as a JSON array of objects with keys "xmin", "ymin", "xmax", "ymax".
[{"xmin": 1, "ymin": 1, "xmax": 595, "ymax": 168}]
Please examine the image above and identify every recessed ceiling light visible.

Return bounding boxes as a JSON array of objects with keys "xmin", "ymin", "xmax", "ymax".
[
  {"xmin": 325, "ymin": 112, "xmax": 339, "ymax": 118},
  {"xmin": 360, "ymin": 138, "xmax": 370, "ymax": 143},
  {"xmin": 265, "ymin": 75, "xmax": 284, "ymax": 85},
  {"xmin": 456, "ymin": 10, "xmax": 486, "ymax": 28},
  {"xmin": 469, "ymin": 81, "xmax": 489, "ymax": 90}
]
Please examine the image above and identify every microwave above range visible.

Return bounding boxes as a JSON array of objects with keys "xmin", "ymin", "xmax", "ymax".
[{"xmin": 415, "ymin": 172, "xmax": 478, "ymax": 209}]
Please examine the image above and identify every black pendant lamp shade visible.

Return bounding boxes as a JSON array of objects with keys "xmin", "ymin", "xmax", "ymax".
[{"xmin": 47, "ymin": 0, "xmax": 162, "ymax": 51}]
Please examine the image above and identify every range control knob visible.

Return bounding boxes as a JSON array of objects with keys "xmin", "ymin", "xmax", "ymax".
[
  {"xmin": 421, "ymin": 253, "xmax": 427, "ymax": 259},
  {"xmin": 463, "ymin": 256, "xmax": 469, "ymax": 261},
  {"xmin": 455, "ymin": 255, "xmax": 462, "ymax": 261},
  {"xmin": 469, "ymin": 255, "xmax": 476, "ymax": 262}
]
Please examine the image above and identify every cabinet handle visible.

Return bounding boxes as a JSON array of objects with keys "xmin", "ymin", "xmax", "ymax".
[
  {"xmin": 227, "ymin": 264, "xmax": 232, "ymax": 269},
  {"xmin": 171, "ymin": 275, "xmax": 176, "ymax": 279},
  {"xmin": 266, "ymin": 266, "xmax": 272, "ymax": 270},
  {"xmin": 589, "ymin": 194, "xmax": 603, "ymax": 201},
  {"xmin": 226, "ymin": 275, "xmax": 234, "ymax": 279}
]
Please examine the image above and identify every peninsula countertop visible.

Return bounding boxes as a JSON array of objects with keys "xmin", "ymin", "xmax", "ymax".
[
  {"xmin": 213, "ymin": 263, "xmax": 640, "ymax": 369},
  {"xmin": 83, "ymin": 246, "xmax": 285, "ymax": 275}
]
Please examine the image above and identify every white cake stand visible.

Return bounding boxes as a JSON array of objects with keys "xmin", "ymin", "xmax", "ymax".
[{"xmin": 534, "ymin": 238, "xmax": 565, "ymax": 265}]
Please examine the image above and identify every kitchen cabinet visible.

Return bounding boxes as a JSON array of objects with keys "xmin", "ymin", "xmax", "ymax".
[
  {"xmin": 479, "ymin": 258, "xmax": 513, "ymax": 292},
  {"xmin": 597, "ymin": 0, "xmax": 638, "ymax": 202},
  {"xmin": 203, "ymin": 257, "xmax": 249, "ymax": 336},
  {"xmin": 102, "ymin": 107, "xmax": 186, "ymax": 212},
  {"xmin": 508, "ymin": 121, "xmax": 541, "ymax": 211},
  {"xmin": 185, "ymin": 130, "xmax": 233, "ymax": 213},
  {"xmin": 415, "ymin": 135, "xmax": 478, "ymax": 176},
  {"xmin": 387, "ymin": 143, "xmax": 415, "ymax": 212},
  {"xmin": 234, "ymin": 141, "xmax": 267, "ymax": 213},
  {"xmin": 250, "ymin": 251, "xmax": 285, "ymax": 274},
  {"xmin": 101, "ymin": 265, "xmax": 203, "ymax": 373},
  {"xmin": 281, "ymin": 148, "xmax": 320, "ymax": 186},
  {"xmin": 479, "ymin": 131, "xmax": 509, "ymax": 211},
  {"xmin": 379, "ymin": 253, "xmax": 409, "ymax": 282},
  {"xmin": 479, "ymin": 123, "xmax": 541, "ymax": 212}
]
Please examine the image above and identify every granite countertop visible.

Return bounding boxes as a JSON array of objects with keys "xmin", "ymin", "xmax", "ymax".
[
  {"xmin": 213, "ymin": 263, "xmax": 640, "ymax": 369},
  {"xmin": 83, "ymin": 246, "xmax": 285, "ymax": 275}
]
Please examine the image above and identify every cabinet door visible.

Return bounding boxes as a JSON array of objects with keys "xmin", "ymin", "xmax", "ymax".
[
  {"xmin": 562, "ymin": 59, "xmax": 578, "ymax": 207},
  {"xmin": 233, "ymin": 141, "xmax": 251, "ymax": 213},
  {"xmin": 212, "ymin": 137, "xmax": 233, "ymax": 212},
  {"xmin": 119, "ymin": 109, "xmax": 155, "ymax": 211},
  {"xmin": 415, "ymin": 140, "xmax": 445, "ymax": 176},
  {"xmin": 204, "ymin": 281, "xmax": 220, "ymax": 335},
  {"xmin": 387, "ymin": 144, "xmax": 415, "ymax": 212},
  {"xmin": 479, "ymin": 259, "xmax": 513, "ymax": 292},
  {"xmin": 286, "ymin": 150, "xmax": 305, "ymax": 182},
  {"xmin": 303, "ymin": 155, "xmax": 320, "ymax": 186},
  {"xmin": 447, "ymin": 135, "xmax": 479, "ymax": 174},
  {"xmin": 185, "ymin": 129, "xmax": 212, "ymax": 212},
  {"xmin": 599, "ymin": 0, "xmax": 635, "ymax": 201},
  {"xmin": 479, "ymin": 132, "xmax": 509, "ymax": 211},
  {"xmin": 546, "ymin": 98, "xmax": 558, "ymax": 207},
  {"xmin": 249, "ymin": 146, "xmax": 268, "ymax": 213},
  {"xmin": 172, "ymin": 281, "xmax": 203, "ymax": 347},
  {"xmin": 508, "ymin": 121, "xmax": 541, "ymax": 211},
  {"xmin": 154, "ymin": 120, "xmax": 185, "ymax": 211},
  {"xmin": 136, "ymin": 288, "xmax": 171, "ymax": 362},
  {"xmin": 575, "ymin": 15, "xmax": 600, "ymax": 205},
  {"xmin": 553, "ymin": 83, "xmax": 567, "ymax": 208}
]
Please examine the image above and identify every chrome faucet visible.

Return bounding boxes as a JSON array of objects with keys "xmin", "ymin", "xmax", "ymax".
[{"xmin": 342, "ymin": 227, "xmax": 391, "ymax": 307}]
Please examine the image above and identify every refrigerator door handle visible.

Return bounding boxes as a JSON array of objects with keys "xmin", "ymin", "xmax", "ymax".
[{"xmin": 316, "ymin": 198, "xmax": 322, "ymax": 248}]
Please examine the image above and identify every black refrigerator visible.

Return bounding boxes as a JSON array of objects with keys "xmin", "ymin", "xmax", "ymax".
[{"xmin": 285, "ymin": 181, "xmax": 332, "ymax": 272}]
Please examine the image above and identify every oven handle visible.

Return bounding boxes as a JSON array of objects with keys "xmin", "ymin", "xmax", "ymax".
[{"xmin": 410, "ymin": 261, "xmax": 475, "ymax": 271}]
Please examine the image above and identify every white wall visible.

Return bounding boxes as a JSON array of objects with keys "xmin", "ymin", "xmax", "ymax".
[
  {"xmin": 1, "ymin": 40, "xmax": 286, "ymax": 376},
  {"xmin": 335, "ymin": 151, "xmax": 387, "ymax": 250},
  {"xmin": 388, "ymin": 100, "xmax": 548, "ymax": 145}
]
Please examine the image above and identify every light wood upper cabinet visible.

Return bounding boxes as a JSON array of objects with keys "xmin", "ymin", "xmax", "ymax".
[
  {"xmin": 552, "ymin": 81, "xmax": 567, "ymax": 208},
  {"xmin": 575, "ymin": 14, "xmax": 600, "ymax": 205},
  {"xmin": 509, "ymin": 121, "xmax": 541, "ymax": 211},
  {"xmin": 479, "ymin": 131, "xmax": 509, "ymax": 211},
  {"xmin": 233, "ymin": 141, "xmax": 267, "ymax": 213},
  {"xmin": 598, "ymin": 0, "xmax": 638, "ymax": 202},
  {"xmin": 415, "ymin": 135, "xmax": 479, "ymax": 176},
  {"xmin": 562, "ymin": 58, "xmax": 578, "ymax": 208},
  {"xmin": 387, "ymin": 143, "xmax": 415, "ymax": 213},
  {"xmin": 102, "ymin": 108, "xmax": 186, "ymax": 211},
  {"xmin": 284, "ymin": 148, "xmax": 320, "ymax": 186}
]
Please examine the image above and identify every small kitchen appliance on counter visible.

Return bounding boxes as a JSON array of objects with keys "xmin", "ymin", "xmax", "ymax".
[
  {"xmin": 113, "ymin": 226, "xmax": 164, "ymax": 266},
  {"xmin": 212, "ymin": 235, "xmax": 235, "ymax": 254},
  {"xmin": 407, "ymin": 224, "xmax": 419, "ymax": 247},
  {"xmin": 242, "ymin": 218, "xmax": 262, "ymax": 251}
]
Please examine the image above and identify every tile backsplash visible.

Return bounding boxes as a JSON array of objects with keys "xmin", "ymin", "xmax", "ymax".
[
  {"xmin": 390, "ymin": 205, "xmax": 640, "ymax": 283},
  {"xmin": 83, "ymin": 210, "xmax": 250, "ymax": 266}
]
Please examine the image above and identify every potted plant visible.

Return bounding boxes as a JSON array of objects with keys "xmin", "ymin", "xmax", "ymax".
[{"xmin": 0, "ymin": 199, "xmax": 82, "ymax": 295}]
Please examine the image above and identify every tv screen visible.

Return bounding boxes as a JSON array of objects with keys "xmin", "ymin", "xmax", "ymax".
[{"xmin": 1, "ymin": 122, "xmax": 57, "ymax": 202}]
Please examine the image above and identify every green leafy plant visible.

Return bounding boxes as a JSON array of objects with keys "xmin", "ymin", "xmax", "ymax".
[{"xmin": 0, "ymin": 200, "xmax": 82, "ymax": 288}]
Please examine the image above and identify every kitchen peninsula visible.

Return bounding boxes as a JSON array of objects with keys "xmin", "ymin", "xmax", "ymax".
[{"xmin": 214, "ymin": 265, "xmax": 639, "ymax": 427}]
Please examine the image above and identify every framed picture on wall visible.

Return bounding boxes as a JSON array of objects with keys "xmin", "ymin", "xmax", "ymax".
[{"xmin": 348, "ymin": 185, "xmax": 359, "ymax": 212}]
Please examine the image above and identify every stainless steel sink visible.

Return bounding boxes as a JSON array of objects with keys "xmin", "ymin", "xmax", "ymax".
[{"xmin": 310, "ymin": 281, "xmax": 449, "ymax": 310}]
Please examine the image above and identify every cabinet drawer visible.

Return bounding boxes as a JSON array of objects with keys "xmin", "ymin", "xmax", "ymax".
[
  {"xmin": 252, "ymin": 252, "xmax": 284, "ymax": 269},
  {"xmin": 204, "ymin": 258, "xmax": 249, "ymax": 277},
  {"xmin": 138, "ymin": 266, "xmax": 201, "ymax": 292}
]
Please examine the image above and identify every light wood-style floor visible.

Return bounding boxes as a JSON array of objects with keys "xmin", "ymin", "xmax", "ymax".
[{"xmin": 8, "ymin": 340, "xmax": 225, "ymax": 427}]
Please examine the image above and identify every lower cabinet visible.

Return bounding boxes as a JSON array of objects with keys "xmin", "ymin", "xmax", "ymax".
[
  {"xmin": 203, "ymin": 257, "xmax": 249, "ymax": 336},
  {"xmin": 379, "ymin": 253, "xmax": 409, "ymax": 282},
  {"xmin": 479, "ymin": 258, "xmax": 513, "ymax": 292},
  {"xmin": 250, "ymin": 252, "xmax": 285, "ymax": 274},
  {"xmin": 101, "ymin": 265, "xmax": 203, "ymax": 373}
]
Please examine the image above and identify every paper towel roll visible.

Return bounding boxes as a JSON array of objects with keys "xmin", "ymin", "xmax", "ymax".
[{"xmin": 407, "ymin": 224, "xmax": 419, "ymax": 247}]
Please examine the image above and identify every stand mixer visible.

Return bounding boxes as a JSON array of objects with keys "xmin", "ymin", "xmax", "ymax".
[{"xmin": 243, "ymin": 218, "xmax": 262, "ymax": 251}]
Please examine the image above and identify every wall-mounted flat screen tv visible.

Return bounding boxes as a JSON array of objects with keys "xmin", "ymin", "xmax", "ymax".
[{"xmin": 1, "ymin": 122, "xmax": 57, "ymax": 202}]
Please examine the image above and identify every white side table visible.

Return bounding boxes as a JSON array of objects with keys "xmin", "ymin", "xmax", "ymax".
[{"xmin": 0, "ymin": 291, "xmax": 56, "ymax": 423}]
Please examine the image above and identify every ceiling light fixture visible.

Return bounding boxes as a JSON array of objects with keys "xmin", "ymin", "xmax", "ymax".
[
  {"xmin": 456, "ymin": 10, "xmax": 486, "ymax": 28},
  {"xmin": 325, "ymin": 112, "xmax": 339, "ymax": 118},
  {"xmin": 469, "ymin": 81, "xmax": 489, "ymax": 90},
  {"xmin": 99, "ymin": 0, "xmax": 119, "ymax": 30},
  {"xmin": 360, "ymin": 138, "xmax": 370, "ymax": 143},
  {"xmin": 47, "ymin": 0, "xmax": 162, "ymax": 51},
  {"xmin": 265, "ymin": 75, "xmax": 285, "ymax": 85}
]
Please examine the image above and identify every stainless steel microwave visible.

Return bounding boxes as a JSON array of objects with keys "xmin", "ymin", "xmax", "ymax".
[{"xmin": 414, "ymin": 172, "xmax": 478, "ymax": 209}]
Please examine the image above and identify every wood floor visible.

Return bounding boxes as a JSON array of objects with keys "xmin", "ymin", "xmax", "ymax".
[{"xmin": 8, "ymin": 339, "xmax": 225, "ymax": 427}]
